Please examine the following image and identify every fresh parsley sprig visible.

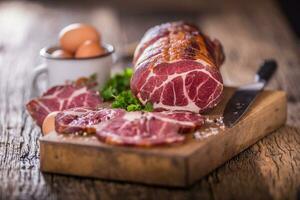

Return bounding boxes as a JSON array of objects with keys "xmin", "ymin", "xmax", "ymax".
[
  {"xmin": 100, "ymin": 68, "xmax": 153, "ymax": 112},
  {"xmin": 101, "ymin": 68, "xmax": 133, "ymax": 101}
]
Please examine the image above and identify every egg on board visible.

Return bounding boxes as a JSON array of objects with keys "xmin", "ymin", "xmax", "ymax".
[
  {"xmin": 51, "ymin": 49, "xmax": 73, "ymax": 58},
  {"xmin": 75, "ymin": 40, "xmax": 105, "ymax": 58},
  {"xmin": 59, "ymin": 23, "xmax": 100, "ymax": 53},
  {"xmin": 42, "ymin": 111, "xmax": 59, "ymax": 135}
]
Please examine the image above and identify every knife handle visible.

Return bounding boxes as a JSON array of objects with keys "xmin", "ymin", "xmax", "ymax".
[{"xmin": 255, "ymin": 59, "xmax": 277, "ymax": 83}]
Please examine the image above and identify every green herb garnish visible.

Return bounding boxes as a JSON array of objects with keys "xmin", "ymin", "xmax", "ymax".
[
  {"xmin": 101, "ymin": 68, "xmax": 133, "ymax": 100},
  {"xmin": 100, "ymin": 68, "xmax": 153, "ymax": 112}
]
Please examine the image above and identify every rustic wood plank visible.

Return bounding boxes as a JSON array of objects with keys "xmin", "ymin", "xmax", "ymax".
[
  {"xmin": 189, "ymin": 1, "xmax": 300, "ymax": 199},
  {"xmin": 198, "ymin": 1, "xmax": 300, "ymax": 199},
  {"xmin": 0, "ymin": 0, "xmax": 299, "ymax": 199}
]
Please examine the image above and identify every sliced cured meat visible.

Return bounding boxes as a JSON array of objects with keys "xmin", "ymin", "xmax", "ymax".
[
  {"xmin": 96, "ymin": 112, "xmax": 184, "ymax": 146},
  {"xmin": 55, "ymin": 107, "xmax": 125, "ymax": 134},
  {"xmin": 55, "ymin": 107, "xmax": 203, "ymax": 135},
  {"xmin": 52, "ymin": 106, "xmax": 203, "ymax": 147},
  {"xmin": 152, "ymin": 111, "xmax": 204, "ymax": 132},
  {"xmin": 131, "ymin": 21, "xmax": 225, "ymax": 113},
  {"xmin": 26, "ymin": 85, "xmax": 102, "ymax": 127},
  {"xmin": 96, "ymin": 111, "xmax": 204, "ymax": 147}
]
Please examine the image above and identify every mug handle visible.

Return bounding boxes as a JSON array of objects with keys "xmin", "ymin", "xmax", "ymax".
[{"xmin": 31, "ymin": 63, "xmax": 48, "ymax": 95}]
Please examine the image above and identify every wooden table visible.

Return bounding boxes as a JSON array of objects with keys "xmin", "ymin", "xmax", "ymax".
[{"xmin": 0, "ymin": 0, "xmax": 299, "ymax": 199}]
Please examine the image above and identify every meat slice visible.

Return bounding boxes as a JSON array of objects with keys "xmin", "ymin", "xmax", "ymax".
[
  {"xmin": 131, "ymin": 21, "xmax": 225, "ymax": 113},
  {"xmin": 152, "ymin": 111, "xmax": 204, "ymax": 132},
  {"xmin": 55, "ymin": 107, "xmax": 125, "ymax": 134},
  {"xmin": 96, "ymin": 111, "xmax": 204, "ymax": 147},
  {"xmin": 26, "ymin": 85, "xmax": 102, "ymax": 127}
]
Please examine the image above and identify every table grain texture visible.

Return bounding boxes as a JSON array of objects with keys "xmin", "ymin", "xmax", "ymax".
[{"xmin": 0, "ymin": 0, "xmax": 299, "ymax": 199}]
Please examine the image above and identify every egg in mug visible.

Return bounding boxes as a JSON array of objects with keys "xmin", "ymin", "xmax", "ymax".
[
  {"xmin": 51, "ymin": 23, "xmax": 105, "ymax": 59},
  {"xmin": 51, "ymin": 49, "xmax": 73, "ymax": 58},
  {"xmin": 75, "ymin": 40, "xmax": 105, "ymax": 58}
]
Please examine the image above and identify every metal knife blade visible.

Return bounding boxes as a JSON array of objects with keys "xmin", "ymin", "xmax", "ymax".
[{"xmin": 223, "ymin": 60, "xmax": 277, "ymax": 127}]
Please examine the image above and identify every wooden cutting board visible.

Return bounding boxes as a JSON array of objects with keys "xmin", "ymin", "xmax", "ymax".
[{"xmin": 40, "ymin": 87, "xmax": 287, "ymax": 187}]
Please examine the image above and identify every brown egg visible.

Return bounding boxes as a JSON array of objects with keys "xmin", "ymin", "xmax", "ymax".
[
  {"xmin": 42, "ymin": 112, "xmax": 59, "ymax": 135},
  {"xmin": 75, "ymin": 40, "xmax": 105, "ymax": 58},
  {"xmin": 51, "ymin": 49, "xmax": 73, "ymax": 58},
  {"xmin": 59, "ymin": 23, "xmax": 100, "ymax": 53}
]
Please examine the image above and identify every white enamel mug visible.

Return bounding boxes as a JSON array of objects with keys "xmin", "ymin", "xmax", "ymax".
[{"xmin": 32, "ymin": 43, "xmax": 114, "ymax": 90}]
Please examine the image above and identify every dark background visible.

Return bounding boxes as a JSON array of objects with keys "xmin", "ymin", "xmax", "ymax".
[
  {"xmin": 278, "ymin": 0, "xmax": 300, "ymax": 39},
  {"xmin": 27, "ymin": 0, "xmax": 300, "ymax": 41}
]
